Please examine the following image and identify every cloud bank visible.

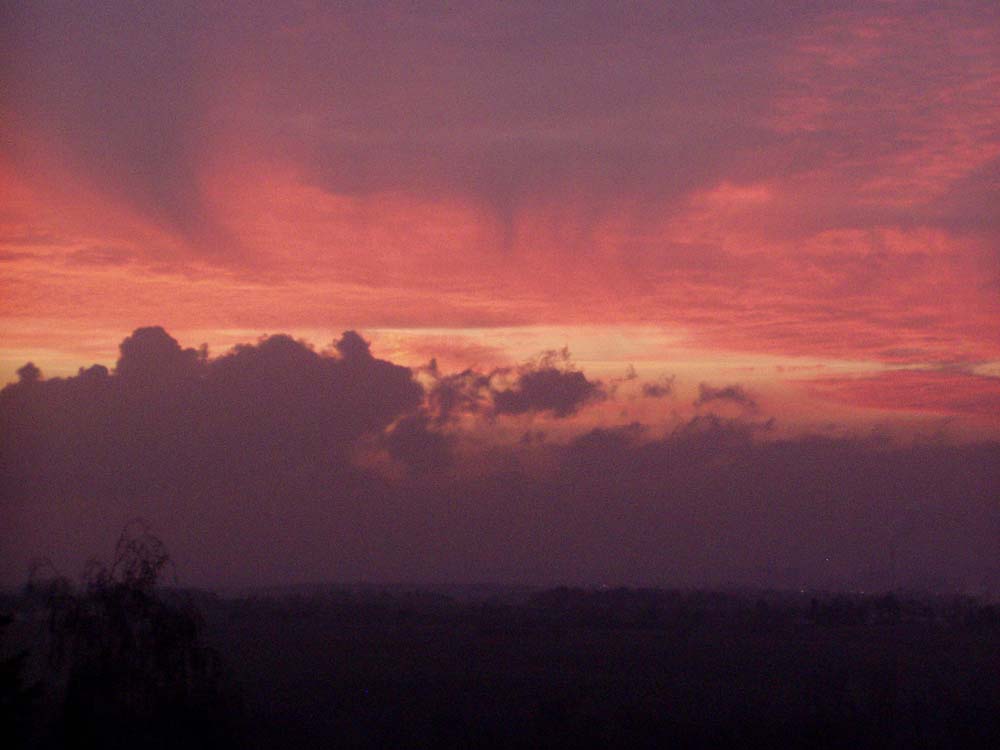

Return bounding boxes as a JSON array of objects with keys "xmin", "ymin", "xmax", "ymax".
[{"xmin": 2, "ymin": 329, "xmax": 997, "ymax": 594}]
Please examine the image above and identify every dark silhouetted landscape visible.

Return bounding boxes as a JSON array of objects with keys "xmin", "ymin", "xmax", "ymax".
[{"xmin": 4, "ymin": 541, "xmax": 999, "ymax": 748}]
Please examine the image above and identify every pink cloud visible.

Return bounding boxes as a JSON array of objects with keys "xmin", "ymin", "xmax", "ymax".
[
  {"xmin": 2, "ymin": 1, "xmax": 999, "ymax": 407},
  {"xmin": 802, "ymin": 369, "xmax": 1000, "ymax": 420}
]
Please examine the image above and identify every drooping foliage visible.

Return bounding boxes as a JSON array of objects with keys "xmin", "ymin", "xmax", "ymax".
[{"xmin": 31, "ymin": 522, "xmax": 234, "ymax": 748}]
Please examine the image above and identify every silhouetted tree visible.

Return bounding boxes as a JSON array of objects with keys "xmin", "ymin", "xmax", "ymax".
[{"xmin": 32, "ymin": 522, "xmax": 232, "ymax": 749}]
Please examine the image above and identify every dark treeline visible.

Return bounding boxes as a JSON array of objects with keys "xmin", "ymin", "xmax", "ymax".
[{"xmin": 4, "ymin": 579, "xmax": 1000, "ymax": 748}]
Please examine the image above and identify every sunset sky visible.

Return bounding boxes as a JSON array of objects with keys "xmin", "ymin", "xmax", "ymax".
[{"xmin": 1, "ymin": 2, "xmax": 998, "ymax": 590}]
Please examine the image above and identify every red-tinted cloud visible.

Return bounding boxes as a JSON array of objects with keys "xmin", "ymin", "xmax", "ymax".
[
  {"xmin": 803, "ymin": 369, "xmax": 1000, "ymax": 420},
  {"xmin": 2, "ymin": 1, "xmax": 999, "ymax": 424}
]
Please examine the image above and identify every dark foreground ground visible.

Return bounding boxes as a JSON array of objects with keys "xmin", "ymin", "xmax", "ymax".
[{"xmin": 4, "ymin": 586, "xmax": 1000, "ymax": 748}]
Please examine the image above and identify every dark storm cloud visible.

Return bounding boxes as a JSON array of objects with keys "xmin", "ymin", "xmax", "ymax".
[
  {"xmin": 116, "ymin": 326, "xmax": 203, "ymax": 384},
  {"xmin": 426, "ymin": 367, "xmax": 493, "ymax": 423},
  {"xmin": 2, "ymin": 332, "xmax": 998, "ymax": 592},
  {"xmin": 538, "ymin": 420, "xmax": 1000, "ymax": 591},
  {"xmin": 492, "ymin": 367, "xmax": 604, "ymax": 418},
  {"xmin": 365, "ymin": 415, "xmax": 998, "ymax": 592},
  {"xmin": 424, "ymin": 351, "xmax": 606, "ymax": 421},
  {"xmin": 0, "ymin": 327, "xmax": 426, "ymax": 582},
  {"xmin": 384, "ymin": 414, "xmax": 454, "ymax": 475},
  {"xmin": 0, "ymin": 327, "xmax": 423, "ymax": 490}
]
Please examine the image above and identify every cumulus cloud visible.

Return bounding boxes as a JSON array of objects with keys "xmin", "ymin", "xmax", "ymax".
[
  {"xmin": 427, "ymin": 368, "xmax": 493, "ymax": 423},
  {"xmin": 423, "ymin": 350, "xmax": 606, "ymax": 421},
  {"xmin": 116, "ymin": 326, "xmax": 203, "ymax": 385},
  {"xmin": 2, "ymin": 328, "xmax": 998, "ymax": 595},
  {"xmin": 0, "ymin": 327, "xmax": 423, "ymax": 494},
  {"xmin": 492, "ymin": 367, "xmax": 604, "ymax": 418}
]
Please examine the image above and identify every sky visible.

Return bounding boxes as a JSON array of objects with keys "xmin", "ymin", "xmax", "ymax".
[{"xmin": 1, "ymin": 2, "xmax": 998, "ymax": 590}]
